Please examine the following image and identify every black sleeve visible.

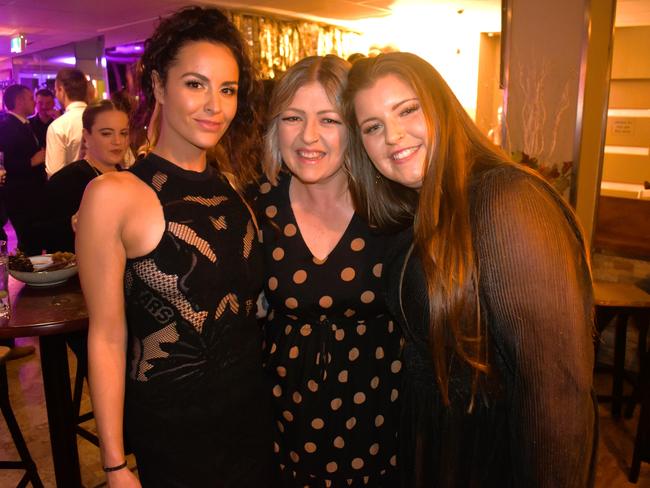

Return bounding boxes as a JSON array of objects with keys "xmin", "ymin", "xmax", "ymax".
[
  {"xmin": 474, "ymin": 168, "xmax": 597, "ymax": 487},
  {"xmin": 42, "ymin": 169, "xmax": 84, "ymax": 252},
  {"xmin": 0, "ymin": 118, "xmax": 39, "ymax": 178}
]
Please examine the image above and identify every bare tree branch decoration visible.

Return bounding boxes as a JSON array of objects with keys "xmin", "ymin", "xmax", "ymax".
[{"xmin": 505, "ymin": 59, "xmax": 574, "ymax": 197}]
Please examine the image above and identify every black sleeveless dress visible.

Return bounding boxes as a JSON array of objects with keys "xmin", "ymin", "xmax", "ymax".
[{"xmin": 123, "ymin": 153, "xmax": 272, "ymax": 487}]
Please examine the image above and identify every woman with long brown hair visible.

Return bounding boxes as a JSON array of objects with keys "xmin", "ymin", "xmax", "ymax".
[{"xmin": 343, "ymin": 52, "xmax": 597, "ymax": 487}]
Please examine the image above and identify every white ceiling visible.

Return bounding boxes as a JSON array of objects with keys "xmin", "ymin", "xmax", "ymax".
[{"xmin": 0, "ymin": 0, "xmax": 648, "ymax": 63}]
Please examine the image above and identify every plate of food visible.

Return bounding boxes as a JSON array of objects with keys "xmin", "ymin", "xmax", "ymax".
[{"xmin": 8, "ymin": 251, "xmax": 78, "ymax": 287}]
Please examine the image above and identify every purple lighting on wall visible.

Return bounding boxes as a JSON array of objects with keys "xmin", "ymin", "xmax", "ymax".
[
  {"xmin": 105, "ymin": 43, "xmax": 145, "ymax": 64},
  {"xmin": 49, "ymin": 56, "xmax": 76, "ymax": 65}
]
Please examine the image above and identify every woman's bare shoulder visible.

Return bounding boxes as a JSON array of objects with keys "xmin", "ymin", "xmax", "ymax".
[{"xmin": 83, "ymin": 171, "xmax": 153, "ymax": 207}]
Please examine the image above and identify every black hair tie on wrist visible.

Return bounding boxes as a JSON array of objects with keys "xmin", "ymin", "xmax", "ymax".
[{"xmin": 103, "ymin": 460, "xmax": 128, "ymax": 473}]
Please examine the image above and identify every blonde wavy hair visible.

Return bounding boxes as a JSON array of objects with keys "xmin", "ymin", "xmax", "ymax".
[{"xmin": 263, "ymin": 55, "xmax": 350, "ymax": 184}]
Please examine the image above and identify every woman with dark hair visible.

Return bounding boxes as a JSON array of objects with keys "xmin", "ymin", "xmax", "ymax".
[
  {"xmin": 77, "ymin": 6, "xmax": 271, "ymax": 487},
  {"xmin": 260, "ymin": 55, "xmax": 401, "ymax": 487},
  {"xmin": 45, "ymin": 100, "xmax": 129, "ymax": 252},
  {"xmin": 343, "ymin": 52, "xmax": 597, "ymax": 487}
]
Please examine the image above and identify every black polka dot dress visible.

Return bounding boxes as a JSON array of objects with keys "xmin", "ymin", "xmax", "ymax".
[{"xmin": 258, "ymin": 173, "xmax": 402, "ymax": 487}]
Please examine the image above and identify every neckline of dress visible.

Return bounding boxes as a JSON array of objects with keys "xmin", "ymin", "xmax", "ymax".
[
  {"xmin": 283, "ymin": 173, "xmax": 356, "ymax": 262},
  {"xmin": 147, "ymin": 152, "xmax": 214, "ymax": 182}
]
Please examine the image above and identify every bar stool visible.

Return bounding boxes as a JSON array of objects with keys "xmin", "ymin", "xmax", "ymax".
[
  {"xmin": 71, "ymin": 352, "xmax": 98, "ymax": 446},
  {"xmin": 594, "ymin": 281, "xmax": 650, "ymax": 482},
  {"xmin": 0, "ymin": 345, "xmax": 44, "ymax": 487},
  {"xmin": 630, "ymin": 335, "xmax": 650, "ymax": 483}
]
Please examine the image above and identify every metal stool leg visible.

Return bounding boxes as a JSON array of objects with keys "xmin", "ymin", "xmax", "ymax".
[
  {"xmin": 71, "ymin": 349, "xmax": 99, "ymax": 446},
  {"xmin": 626, "ymin": 319, "xmax": 649, "ymax": 418},
  {"xmin": 0, "ymin": 363, "xmax": 44, "ymax": 488},
  {"xmin": 612, "ymin": 312, "xmax": 630, "ymax": 418},
  {"xmin": 629, "ymin": 345, "xmax": 649, "ymax": 483}
]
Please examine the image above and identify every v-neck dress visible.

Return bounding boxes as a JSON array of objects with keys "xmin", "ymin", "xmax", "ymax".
[{"xmin": 258, "ymin": 173, "xmax": 402, "ymax": 487}]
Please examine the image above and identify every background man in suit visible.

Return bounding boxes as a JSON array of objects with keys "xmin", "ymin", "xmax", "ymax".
[
  {"xmin": 28, "ymin": 88, "xmax": 58, "ymax": 149},
  {"xmin": 0, "ymin": 84, "xmax": 42, "ymax": 360},
  {"xmin": 0, "ymin": 84, "xmax": 47, "ymax": 255}
]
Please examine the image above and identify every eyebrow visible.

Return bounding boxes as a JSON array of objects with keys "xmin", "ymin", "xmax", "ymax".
[
  {"xmin": 358, "ymin": 97, "xmax": 419, "ymax": 126},
  {"xmin": 283, "ymin": 108, "xmax": 340, "ymax": 115},
  {"xmin": 181, "ymin": 72, "xmax": 238, "ymax": 85}
]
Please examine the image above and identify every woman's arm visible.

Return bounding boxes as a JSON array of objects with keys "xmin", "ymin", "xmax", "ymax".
[
  {"xmin": 474, "ymin": 169, "xmax": 597, "ymax": 487},
  {"xmin": 76, "ymin": 176, "xmax": 141, "ymax": 487}
]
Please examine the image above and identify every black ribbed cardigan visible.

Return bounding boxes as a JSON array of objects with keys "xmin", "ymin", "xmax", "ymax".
[{"xmin": 385, "ymin": 164, "xmax": 597, "ymax": 488}]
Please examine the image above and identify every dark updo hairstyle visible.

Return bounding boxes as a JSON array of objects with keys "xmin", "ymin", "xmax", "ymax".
[
  {"xmin": 82, "ymin": 100, "xmax": 129, "ymax": 132},
  {"xmin": 137, "ymin": 5, "xmax": 263, "ymax": 189}
]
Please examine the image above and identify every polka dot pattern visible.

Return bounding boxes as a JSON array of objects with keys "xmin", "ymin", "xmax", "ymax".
[
  {"xmin": 258, "ymin": 174, "xmax": 401, "ymax": 483},
  {"xmin": 350, "ymin": 238, "xmax": 365, "ymax": 251},
  {"xmin": 293, "ymin": 269, "xmax": 307, "ymax": 284},
  {"xmin": 340, "ymin": 267, "xmax": 356, "ymax": 281},
  {"xmin": 265, "ymin": 205, "xmax": 278, "ymax": 218}
]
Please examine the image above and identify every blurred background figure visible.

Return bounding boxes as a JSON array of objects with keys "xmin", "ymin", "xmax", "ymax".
[
  {"xmin": 46, "ymin": 68, "xmax": 88, "ymax": 176},
  {"xmin": 28, "ymin": 88, "xmax": 59, "ymax": 149},
  {"xmin": 346, "ymin": 52, "xmax": 366, "ymax": 63},
  {"xmin": 43, "ymin": 100, "xmax": 129, "ymax": 253},
  {"xmin": 0, "ymin": 84, "xmax": 46, "ymax": 256},
  {"xmin": 0, "ymin": 83, "xmax": 43, "ymax": 361}
]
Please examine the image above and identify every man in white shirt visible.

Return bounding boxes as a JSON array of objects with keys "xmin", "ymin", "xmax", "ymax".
[{"xmin": 45, "ymin": 68, "xmax": 88, "ymax": 176}]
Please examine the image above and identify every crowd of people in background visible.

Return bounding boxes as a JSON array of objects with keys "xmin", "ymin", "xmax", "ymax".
[{"xmin": 0, "ymin": 4, "xmax": 598, "ymax": 488}]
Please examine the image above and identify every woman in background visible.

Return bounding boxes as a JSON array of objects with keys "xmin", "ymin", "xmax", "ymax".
[
  {"xmin": 77, "ymin": 6, "xmax": 271, "ymax": 487},
  {"xmin": 344, "ymin": 52, "xmax": 597, "ymax": 488},
  {"xmin": 259, "ymin": 55, "xmax": 401, "ymax": 487},
  {"xmin": 45, "ymin": 100, "xmax": 129, "ymax": 253}
]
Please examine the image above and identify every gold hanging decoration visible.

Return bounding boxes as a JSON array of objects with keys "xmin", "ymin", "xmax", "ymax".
[{"xmin": 229, "ymin": 11, "xmax": 360, "ymax": 79}]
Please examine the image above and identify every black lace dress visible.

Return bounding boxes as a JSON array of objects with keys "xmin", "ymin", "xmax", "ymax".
[
  {"xmin": 123, "ymin": 153, "xmax": 272, "ymax": 487},
  {"xmin": 259, "ymin": 174, "xmax": 402, "ymax": 487}
]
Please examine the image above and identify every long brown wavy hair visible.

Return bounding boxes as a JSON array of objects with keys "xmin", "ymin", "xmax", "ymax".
[
  {"xmin": 135, "ymin": 6, "xmax": 264, "ymax": 190},
  {"xmin": 344, "ymin": 52, "xmax": 522, "ymax": 405}
]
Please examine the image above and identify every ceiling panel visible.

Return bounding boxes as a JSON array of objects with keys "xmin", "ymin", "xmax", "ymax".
[{"xmin": 0, "ymin": 0, "xmax": 391, "ymax": 61}]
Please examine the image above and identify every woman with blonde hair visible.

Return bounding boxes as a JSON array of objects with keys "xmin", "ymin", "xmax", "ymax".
[
  {"xmin": 343, "ymin": 52, "xmax": 597, "ymax": 487},
  {"xmin": 259, "ymin": 54, "xmax": 401, "ymax": 487}
]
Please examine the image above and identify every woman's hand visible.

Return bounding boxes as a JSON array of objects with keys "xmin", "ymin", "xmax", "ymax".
[{"xmin": 106, "ymin": 468, "xmax": 141, "ymax": 487}]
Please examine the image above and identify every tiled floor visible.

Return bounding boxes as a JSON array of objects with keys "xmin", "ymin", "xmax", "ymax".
[{"xmin": 0, "ymin": 336, "xmax": 648, "ymax": 487}]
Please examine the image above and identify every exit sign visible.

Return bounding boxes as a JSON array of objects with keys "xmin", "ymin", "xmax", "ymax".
[{"xmin": 10, "ymin": 35, "xmax": 25, "ymax": 53}]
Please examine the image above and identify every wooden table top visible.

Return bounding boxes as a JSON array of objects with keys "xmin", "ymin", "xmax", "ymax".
[
  {"xmin": 594, "ymin": 281, "xmax": 650, "ymax": 308},
  {"xmin": 0, "ymin": 275, "xmax": 88, "ymax": 339}
]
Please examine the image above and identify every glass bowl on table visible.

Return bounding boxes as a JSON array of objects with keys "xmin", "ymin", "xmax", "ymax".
[{"xmin": 8, "ymin": 251, "xmax": 78, "ymax": 287}]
